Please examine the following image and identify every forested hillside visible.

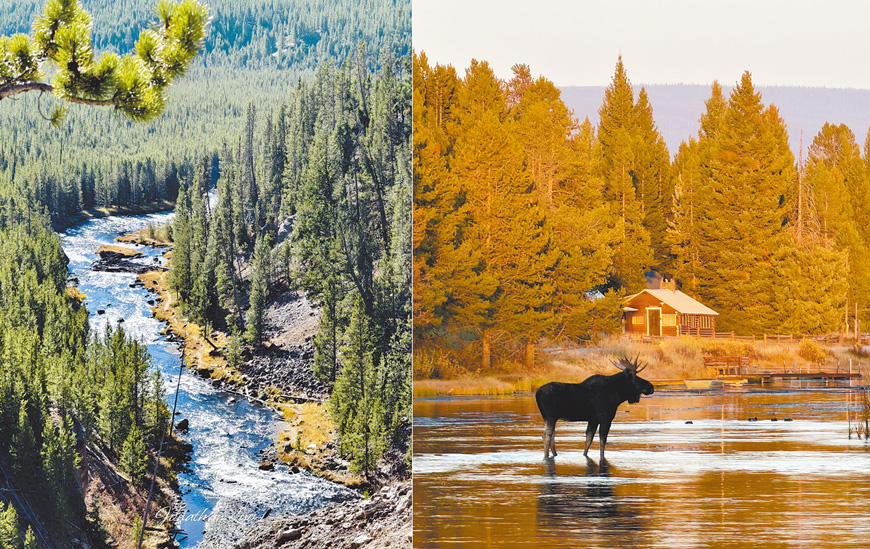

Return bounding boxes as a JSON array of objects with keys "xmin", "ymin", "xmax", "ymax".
[
  {"xmin": 414, "ymin": 53, "xmax": 870, "ymax": 374},
  {"xmin": 0, "ymin": 0, "xmax": 411, "ymax": 227},
  {"xmin": 169, "ymin": 48, "xmax": 412, "ymax": 477},
  {"xmin": 0, "ymin": 211, "xmax": 172, "ymax": 545},
  {"xmin": 1, "ymin": 0, "xmax": 411, "ymax": 541}
]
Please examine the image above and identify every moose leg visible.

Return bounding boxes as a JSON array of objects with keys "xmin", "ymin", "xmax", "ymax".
[
  {"xmin": 549, "ymin": 424, "xmax": 557, "ymax": 457},
  {"xmin": 598, "ymin": 422, "xmax": 611, "ymax": 461},
  {"xmin": 583, "ymin": 422, "xmax": 598, "ymax": 456},
  {"xmin": 542, "ymin": 421, "xmax": 555, "ymax": 458}
]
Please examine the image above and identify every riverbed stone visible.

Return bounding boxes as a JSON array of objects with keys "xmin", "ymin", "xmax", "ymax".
[
  {"xmin": 276, "ymin": 528, "xmax": 303, "ymax": 542},
  {"xmin": 350, "ymin": 534, "xmax": 373, "ymax": 548}
]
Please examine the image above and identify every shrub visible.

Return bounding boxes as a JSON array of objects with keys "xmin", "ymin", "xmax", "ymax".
[{"xmin": 798, "ymin": 339, "xmax": 827, "ymax": 364}]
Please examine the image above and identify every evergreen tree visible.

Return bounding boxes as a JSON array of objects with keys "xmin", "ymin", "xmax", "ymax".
[
  {"xmin": 699, "ymin": 80, "xmax": 728, "ymax": 140},
  {"xmin": 0, "ymin": 380, "xmax": 18, "ymax": 448},
  {"xmin": 632, "ymin": 87, "xmax": 671, "ymax": 267},
  {"xmin": 245, "ymin": 234, "xmax": 270, "ymax": 345},
  {"xmin": 313, "ymin": 273, "xmax": 341, "ymax": 383},
  {"xmin": 412, "ymin": 52, "xmax": 457, "ymax": 346},
  {"xmin": 23, "ymin": 528, "xmax": 36, "ymax": 549},
  {"xmin": 668, "ymin": 139, "xmax": 704, "ymax": 290},
  {"xmin": 120, "ymin": 423, "xmax": 146, "ymax": 486},
  {"xmin": 24, "ymin": 525, "xmax": 39, "ymax": 549},
  {"xmin": 448, "ymin": 59, "xmax": 531, "ymax": 368},
  {"xmin": 242, "ymin": 103, "xmax": 259, "ymax": 231},
  {"xmin": 596, "ymin": 57, "xmax": 652, "ymax": 291},
  {"xmin": 170, "ymin": 183, "xmax": 192, "ymax": 301},
  {"xmin": 97, "ymin": 371, "xmax": 122, "ymax": 451},
  {"xmin": 668, "ymin": 82, "xmax": 727, "ymax": 291},
  {"xmin": 413, "ymin": 54, "xmax": 620, "ymax": 369},
  {"xmin": 804, "ymin": 123, "xmax": 870, "ymax": 319},
  {"xmin": 226, "ymin": 325, "xmax": 243, "ymax": 369},
  {"xmin": 330, "ymin": 295, "xmax": 383, "ymax": 478},
  {"xmin": 214, "ymin": 171, "xmax": 242, "ymax": 324},
  {"xmin": 142, "ymin": 371, "xmax": 167, "ymax": 445},
  {"xmin": 0, "ymin": 502, "xmax": 22, "ymax": 549},
  {"xmin": 11, "ymin": 402, "xmax": 38, "ymax": 484},
  {"xmin": 696, "ymin": 72, "xmax": 794, "ymax": 333},
  {"xmin": 40, "ymin": 416, "xmax": 69, "ymax": 529},
  {"xmin": 511, "ymin": 66, "xmax": 575, "ymax": 206}
]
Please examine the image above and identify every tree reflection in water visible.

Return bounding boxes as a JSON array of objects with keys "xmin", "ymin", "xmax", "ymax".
[{"xmin": 537, "ymin": 458, "xmax": 649, "ymax": 547}]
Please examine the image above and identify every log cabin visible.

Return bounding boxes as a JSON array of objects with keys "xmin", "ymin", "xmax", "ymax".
[{"xmin": 623, "ymin": 288, "xmax": 718, "ymax": 337}]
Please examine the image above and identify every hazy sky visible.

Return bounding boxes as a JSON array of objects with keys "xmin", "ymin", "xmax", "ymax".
[{"xmin": 413, "ymin": 0, "xmax": 870, "ymax": 89}]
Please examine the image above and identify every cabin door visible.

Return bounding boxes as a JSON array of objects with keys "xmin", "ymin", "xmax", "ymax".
[{"xmin": 648, "ymin": 308, "xmax": 661, "ymax": 336}]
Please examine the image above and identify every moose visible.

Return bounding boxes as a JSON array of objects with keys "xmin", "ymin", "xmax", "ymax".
[{"xmin": 535, "ymin": 355, "xmax": 654, "ymax": 460}]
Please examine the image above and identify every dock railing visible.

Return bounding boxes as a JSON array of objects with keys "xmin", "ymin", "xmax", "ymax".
[{"xmin": 632, "ymin": 332, "xmax": 865, "ymax": 345}]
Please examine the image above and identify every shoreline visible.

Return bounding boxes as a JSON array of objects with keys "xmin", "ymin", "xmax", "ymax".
[
  {"xmin": 414, "ymin": 337, "xmax": 870, "ymax": 397},
  {"xmin": 56, "ymin": 200, "xmax": 176, "ymax": 231},
  {"xmin": 67, "ymin": 236, "xmax": 189, "ymax": 547},
  {"xmin": 413, "ymin": 375, "xmax": 866, "ymax": 398},
  {"xmin": 133, "ymin": 238, "xmax": 365, "ymax": 488}
]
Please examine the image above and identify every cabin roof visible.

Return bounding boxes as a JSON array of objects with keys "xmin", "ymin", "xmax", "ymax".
[{"xmin": 625, "ymin": 289, "xmax": 719, "ymax": 316}]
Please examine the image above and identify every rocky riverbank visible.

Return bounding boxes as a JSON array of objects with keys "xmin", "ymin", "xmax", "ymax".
[
  {"xmin": 123, "ymin": 231, "xmax": 411, "ymax": 547},
  {"xmin": 233, "ymin": 480, "xmax": 412, "ymax": 549},
  {"xmin": 132, "ymin": 242, "xmax": 363, "ymax": 488}
]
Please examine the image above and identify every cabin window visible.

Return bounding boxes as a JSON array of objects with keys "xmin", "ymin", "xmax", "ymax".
[
  {"xmin": 700, "ymin": 315, "xmax": 712, "ymax": 329},
  {"xmin": 632, "ymin": 316, "xmax": 644, "ymax": 325},
  {"xmin": 662, "ymin": 314, "xmax": 676, "ymax": 327}
]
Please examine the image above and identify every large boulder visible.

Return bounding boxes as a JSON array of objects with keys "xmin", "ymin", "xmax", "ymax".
[{"xmin": 96, "ymin": 245, "xmax": 143, "ymax": 260}]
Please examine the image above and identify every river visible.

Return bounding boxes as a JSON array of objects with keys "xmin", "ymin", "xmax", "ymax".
[
  {"xmin": 60, "ymin": 211, "xmax": 355, "ymax": 547},
  {"xmin": 414, "ymin": 383, "xmax": 870, "ymax": 547}
]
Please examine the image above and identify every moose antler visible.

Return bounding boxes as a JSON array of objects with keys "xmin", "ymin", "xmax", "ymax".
[{"xmin": 610, "ymin": 355, "xmax": 647, "ymax": 373}]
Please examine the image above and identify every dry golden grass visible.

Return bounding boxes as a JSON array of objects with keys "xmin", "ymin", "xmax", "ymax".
[
  {"xmin": 275, "ymin": 402, "xmax": 334, "ymax": 451},
  {"xmin": 139, "ymin": 263, "xmax": 240, "ymax": 385},
  {"xmin": 275, "ymin": 402, "xmax": 363, "ymax": 486},
  {"xmin": 116, "ymin": 227, "xmax": 172, "ymax": 247},
  {"xmin": 96, "ymin": 244, "xmax": 142, "ymax": 258},
  {"xmin": 414, "ymin": 335, "xmax": 870, "ymax": 396}
]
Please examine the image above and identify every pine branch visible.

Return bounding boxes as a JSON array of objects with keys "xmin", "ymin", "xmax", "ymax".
[
  {"xmin": 0, "ymin": 0, "xmax": 207, "ymax": 121},
  {"xmin": 0, "ymin": 81, "xmax": 54, "ymax": 100}
]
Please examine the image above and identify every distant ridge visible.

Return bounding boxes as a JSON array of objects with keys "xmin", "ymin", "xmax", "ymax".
[{"xmin": 560, "ymin": 84, "xmax": 870, "ymax": 157}]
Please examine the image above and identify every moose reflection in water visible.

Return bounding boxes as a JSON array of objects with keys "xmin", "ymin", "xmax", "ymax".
[
  {"xmin": 537, "ymin": 458, "xmax": 647, "ymax": 544},
  {"xmin": 535, "ymin": 356, "xmax": 655, "ymax": 460}
]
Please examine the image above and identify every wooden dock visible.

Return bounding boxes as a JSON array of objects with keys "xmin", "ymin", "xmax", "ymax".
[
  {"xmin": 722, "ymin": 372, "xmax": 861, "ymax": 383},
  {"xmin": 761, "ymin": 371, "xmax": 860, "ymax": 381}
]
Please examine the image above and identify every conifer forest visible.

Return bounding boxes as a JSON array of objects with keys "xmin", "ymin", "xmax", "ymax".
[
  {"xmin": 7, "ymin": 0, "xmax": 870, "ymax": 544},
  {"xmin": 413, "ymin": 53, "xmax": 870, "ymax": 374},
  {"xmin": 0, "ymin": 0, "xmax": 411, "ymax": 545}
]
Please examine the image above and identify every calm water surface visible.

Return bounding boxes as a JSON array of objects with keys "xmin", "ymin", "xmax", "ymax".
[{"xmin": 414, "ymin": 385, "xmax": 870, "ymax": 547}]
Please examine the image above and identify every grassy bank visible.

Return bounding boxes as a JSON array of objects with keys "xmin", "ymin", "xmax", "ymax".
[
  {"xmin": 96, "ymin": 244, "xmax": 144, "ymax": 257},
  {"xmin": 116, "ymin": 225, "xmax": 173, "ymax": 247},
  {"xmin": 273, "ymin": 401, "xmax": 363, "ymax": 486},
  {"xmin": 134, "ymin": 238, "xmax": 363, "ymax": 487},
  {"xmin": 414, "ymin": 336, "xmax": 870, "ymax": 397}
]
